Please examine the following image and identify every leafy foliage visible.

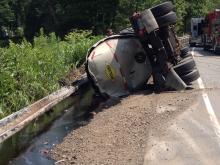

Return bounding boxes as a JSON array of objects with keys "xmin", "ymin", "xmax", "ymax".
[
  {"xmin": 1, "ymin": 0, "xmax": 220, "ymax": 38},
  {"xmin": 0, "ymin": 30, "xmax": 102, "ymax": 119},
  {"xmin": 0, "ymin": 0, "xmax": 15, "ymax": 26}
]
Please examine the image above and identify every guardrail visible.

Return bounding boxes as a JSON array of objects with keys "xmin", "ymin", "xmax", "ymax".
[{"xmin": 0, "ymin": 75, "xmax": 95, "ymax": 165}]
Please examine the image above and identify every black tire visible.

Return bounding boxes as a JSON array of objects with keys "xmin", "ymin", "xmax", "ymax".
[
  {"xmin": 178, "ymin": 56, "xmax": 193, "ymax": 63},
  {"xmin": 181, "ymin": 52, "xmax": 192, "ymax": 58},
  {"xmin": 190, "ymin": 43, "xmax": 196, "ymax": 47},
  {"xmin": 156, "ymin": 11, "xmax": 177, "ymax": 27},
  {"xmin": 180, "ymin": 47, "xmax": 189, "ymax": 56},
  {"xmin": 173, "ymin": 57, "xmax": 196, "ymax": 76},
  {"xmin": 204, "ymin": 44, "xmax": 210, "ymax": 51},
  {"xmin": 150, "ymin": 1, "xmax": 174, "ymax": 18},
  {"xmin": 184, "ymin": 52, "xmax": 192, "ymax": 58},
  {"xmin": 180, "ymin": 69, "xmax": 200, "ymax": 84},
  {"xmin": 214, "ymin": 47, "xmax": 220, "ymax": 54}
]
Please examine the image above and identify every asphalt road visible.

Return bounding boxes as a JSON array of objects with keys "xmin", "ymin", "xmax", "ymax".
[{"xmin": 144, "ymin": 48, "xmax": 220, "ymax": 165}]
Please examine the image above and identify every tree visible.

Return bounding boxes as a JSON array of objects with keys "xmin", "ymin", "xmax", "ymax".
[
  {"xmin": 56, "ymin": 0, "xmax": 119, "ymax": 35},
  {"xmin": 11, "ymin": 0, "xmax": 30, "ymax": 27},
  {"xmin": 1, "ymin": 0, "xmax": 220, "ymax": 40},
  {"xmin": 24, "ymin": 0, "xmax": 60, "ymax": 40},
  {"xmin": 0, "ymin": 0, "xmax": 15, "ymax": 27},
  {"xmin": 173, "ymin": 0, "xmax": 187, "ymax": 34}
]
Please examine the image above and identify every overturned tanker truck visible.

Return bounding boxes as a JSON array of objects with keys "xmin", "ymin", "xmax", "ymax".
[{"xmin": 85, "ymin": 1, "xmax": 200, "ymax": 97}]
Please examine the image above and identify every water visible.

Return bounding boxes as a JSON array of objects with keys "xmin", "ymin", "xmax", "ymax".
[{"xmin": 9, "ymin": 108, "xmax": 89, "ymax": 165}]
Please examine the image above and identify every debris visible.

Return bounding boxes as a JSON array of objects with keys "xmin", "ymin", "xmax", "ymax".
[
  {"xmin": 43, "ymin": 141, "xmax": 49, "ymax": 145},
  {"xmin": 55, "ymin": 159, "xmax": 65, "ymax": 164}
]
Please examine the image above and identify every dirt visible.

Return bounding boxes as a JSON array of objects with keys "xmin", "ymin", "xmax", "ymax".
[
  {"xmin": 50, "ymin": 90, "xmax": 199, "ymax": 165},
  {"xmin": 59, "ymin": 66, "xmax": 85, "ymax": 86}
]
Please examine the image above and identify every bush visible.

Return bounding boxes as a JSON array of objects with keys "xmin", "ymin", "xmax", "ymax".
[{"xmin": 0, "ymin": 30, "xmax": 102, "ymax": 119}]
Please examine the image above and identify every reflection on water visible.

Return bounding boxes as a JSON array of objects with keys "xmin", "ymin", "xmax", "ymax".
[{"xmin": 9, "ymin": 108, "xmax": 90, "ymax": 165}]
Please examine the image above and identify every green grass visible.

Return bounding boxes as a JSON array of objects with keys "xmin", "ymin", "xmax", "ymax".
[{"xmin": 0, "ymin": 30, "xmax": 102, "ymax": 119}]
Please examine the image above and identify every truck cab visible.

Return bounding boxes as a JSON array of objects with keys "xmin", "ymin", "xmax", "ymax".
[{"xmin": 189, "ymin": 18, "xmax": 204, "ymax": 47}]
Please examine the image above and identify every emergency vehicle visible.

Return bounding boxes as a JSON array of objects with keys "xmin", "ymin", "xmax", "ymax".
[
  {"xmin": 203, "ymin": 9, "xmax": 220, "ymax": 53},
  {"xmin": 189, "ymin": 18, "xmax": 204, "ymax": 46}
]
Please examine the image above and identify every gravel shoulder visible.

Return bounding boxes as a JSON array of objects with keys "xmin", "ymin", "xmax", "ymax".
[{"xmin": 51, "ymin": 90, "xmax": 200, "ymax": 165}]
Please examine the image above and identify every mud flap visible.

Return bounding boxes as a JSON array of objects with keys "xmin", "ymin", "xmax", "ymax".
[{"xmin": 165, "ymin": 68, "xmax": 187, "ymax": 90}]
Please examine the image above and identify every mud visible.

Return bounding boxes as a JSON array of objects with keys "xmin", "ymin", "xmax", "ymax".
[{"xmin": 51, "ymin": 90, "xmax": 199, "ymax": 165}]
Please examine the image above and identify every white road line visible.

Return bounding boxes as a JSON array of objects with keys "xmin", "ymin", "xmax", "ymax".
[
  {"xmin": 192, "ymin": 48, "xmax": 220, "ymax": 138},
  {"xmin": 197, "ymin": 78, "xmax": 205, "ymax": 89}
]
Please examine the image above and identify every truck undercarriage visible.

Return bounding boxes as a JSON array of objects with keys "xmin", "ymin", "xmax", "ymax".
[{"xmin": 86, "ymin": 1, "xmax": 200, "ymax": 97}]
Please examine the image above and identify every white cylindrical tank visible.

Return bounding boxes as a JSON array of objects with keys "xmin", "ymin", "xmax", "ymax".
[{"xmin": 86, "ymin": 35, "xmax": 152, "ymax": 97}]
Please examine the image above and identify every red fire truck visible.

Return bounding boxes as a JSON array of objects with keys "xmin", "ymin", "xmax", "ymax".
[{"xmin": 203, "ymin": 9, "xmax": 220, "ymax": 53}]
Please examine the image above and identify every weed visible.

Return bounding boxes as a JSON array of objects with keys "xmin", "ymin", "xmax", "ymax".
[{"xmin": 0, "ymin": 30, "xmax": 102, "ymax": 119}]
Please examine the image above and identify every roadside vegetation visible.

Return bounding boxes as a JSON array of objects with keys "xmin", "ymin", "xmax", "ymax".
[{"xmin": 0, "ymin": 30, "xmax": 102, "ymax": 119}]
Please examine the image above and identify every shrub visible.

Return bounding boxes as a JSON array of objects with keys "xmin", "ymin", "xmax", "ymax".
[{"xmin": 0, "ymin": 30, "xmax": 102, "ymax": 119}]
